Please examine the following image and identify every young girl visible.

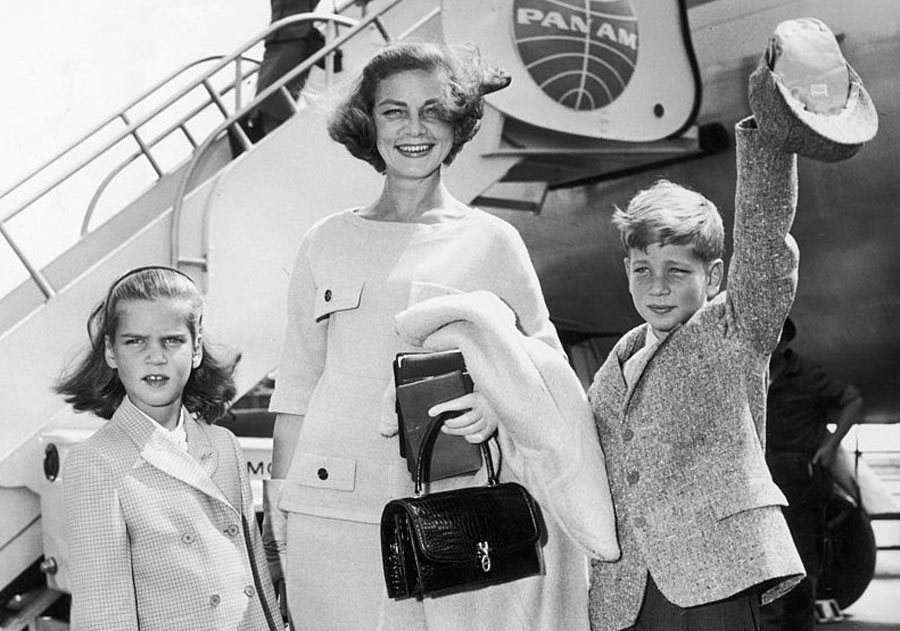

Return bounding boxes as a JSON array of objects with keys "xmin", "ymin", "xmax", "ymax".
[{"xmin": 56, "ymin": 266, "xmax": 279, "ymax": 631}]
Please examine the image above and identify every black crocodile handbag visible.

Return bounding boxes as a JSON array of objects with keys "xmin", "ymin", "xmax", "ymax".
[{"xmin": 380, "ymin": 412, "xmax": 543, "ymax": 599}]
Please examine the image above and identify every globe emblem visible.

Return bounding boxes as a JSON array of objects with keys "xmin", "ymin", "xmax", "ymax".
[{"xmin": 513, "ymin": 0, "xmax": 639, "ymax": 111}]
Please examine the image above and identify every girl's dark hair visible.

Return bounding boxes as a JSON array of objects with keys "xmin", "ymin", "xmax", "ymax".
[
  {"xmin": 327, "ymin": 41, "xmax": 510, "ymax": 173},
  {"xmin": 55, "ymin": 266, "xmax": 238, "ymax": 422}
]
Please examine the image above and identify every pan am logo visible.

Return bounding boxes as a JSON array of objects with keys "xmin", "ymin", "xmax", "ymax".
[{"xmin": 513, "ymin": 0, "xmax": 638, "ymax": 111}]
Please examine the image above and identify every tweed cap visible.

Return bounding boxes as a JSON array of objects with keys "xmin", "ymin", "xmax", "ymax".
[{"xmin": 749, "ymin": 17, "xmax": 878, "ymax": 161}]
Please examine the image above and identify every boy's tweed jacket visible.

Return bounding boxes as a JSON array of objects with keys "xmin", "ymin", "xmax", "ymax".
[
  {"xmin": 587, "ymin": 118, "xmax": 805, "ymax": 631},
  {"xmin": 64, "ymin": 397, "xmax": 278, "ymax": 631}
]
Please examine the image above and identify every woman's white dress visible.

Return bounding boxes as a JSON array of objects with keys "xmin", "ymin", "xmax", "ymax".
[{"xmin": 269, "ymin": 208, "xmax": 586, "ymax": 630}]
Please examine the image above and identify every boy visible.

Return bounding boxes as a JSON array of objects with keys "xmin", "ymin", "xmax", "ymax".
[{"xmin": 587, "ymin": 18, "xmax": 877, "ymax": 631}]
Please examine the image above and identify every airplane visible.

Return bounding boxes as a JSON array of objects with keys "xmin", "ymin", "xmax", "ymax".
[{"xmin": 0, "ymin": 0, "xmax": 896, "ymax": 626}]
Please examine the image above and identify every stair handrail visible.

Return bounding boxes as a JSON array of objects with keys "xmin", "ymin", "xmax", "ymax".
[
  {"xmin": 83, "ymin": 1, "xmax": 382, "ymax": 241},
  {"xmin": 0, "ymin": 54, "xmax": 255, "ymax": 215},
  {"xmin": 169, "ymin": 0, "xmax": 414, "ymax": 270},
  {"xmin": 0, "ymin": 53, "xmax": 261, "ymax": 299},
  {"xmin": 0, "ymin": 0, "xmax": 379, "ymax": 304},
  {"xmin": 81, "ymin": 58, "xmax": 267, "ymax": 236}
]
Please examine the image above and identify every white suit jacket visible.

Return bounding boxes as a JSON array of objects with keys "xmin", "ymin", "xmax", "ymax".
[{"xmin": 63, "ymin": 397, "xmax": 278, "ymax": 631}]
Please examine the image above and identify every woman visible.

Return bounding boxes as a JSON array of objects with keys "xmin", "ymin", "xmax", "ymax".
[{"xmin": 265, "ymin": 41, "xmax": 613, "ymax": 630}]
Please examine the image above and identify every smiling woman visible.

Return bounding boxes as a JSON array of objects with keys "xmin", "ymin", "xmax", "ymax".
[
  {"xmin": 261, "ymin": 41, "xmax": 600, "ymax": 630},
  {"xmin": 372, "ymin": 70, "xmax": 456, "ymax": 185}
]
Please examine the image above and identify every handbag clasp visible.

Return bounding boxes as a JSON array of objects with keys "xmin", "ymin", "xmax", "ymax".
[{"xmin": 476, "ymin": 540, "xmax": 491, "ymax": 572}]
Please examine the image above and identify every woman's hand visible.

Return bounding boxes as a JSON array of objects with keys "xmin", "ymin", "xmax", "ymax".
[
  {"xmin": 262, "ymin": 479, "xmax": 289, "ymax": 622},
  {"xmin": 428, "ymin": 389, "xmax": 498, "ymax": 444}
]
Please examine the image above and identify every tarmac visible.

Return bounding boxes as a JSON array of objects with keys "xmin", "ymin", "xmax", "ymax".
[{"xmin": 824, "ymin": 549, "xmax": 900, "ymax": 630}]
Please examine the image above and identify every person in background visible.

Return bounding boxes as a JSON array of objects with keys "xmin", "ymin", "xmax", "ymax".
[
  {"xmin": 761, "ymin": 317, "xmax": 866, "ymax": 631},
  {"xmin": 230, "ymin": 0, "xmax": 329, "ymax": 156},
  {"xmin": 56, "ymin": 266, "xmax": 279, "ymax": 631},
  {"xmin": 252, "ymin": 0, "xmax": 323, "ymax": 138},
  {"xmin": 263, "ymin": 40, "xmax": 616, "ymax": 631}
]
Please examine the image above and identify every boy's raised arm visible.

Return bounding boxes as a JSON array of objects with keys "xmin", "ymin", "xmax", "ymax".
[{"xmin": 726, "ymin": 18, "xmax": 877, "ymax": 353}]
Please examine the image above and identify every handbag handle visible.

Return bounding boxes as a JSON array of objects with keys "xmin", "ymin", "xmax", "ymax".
[{"xmin": 414, "ymin": 412, "xmax": 497, "ymax": 495}]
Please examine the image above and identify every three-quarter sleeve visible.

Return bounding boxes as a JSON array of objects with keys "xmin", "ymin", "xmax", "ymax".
[
  {"xmin": 268, "ymin": 234, "xmax": 327, "ymax": 416},
  {"xmin": 491, "ymin": 222, "xmax": 564, "ymax": 354}
]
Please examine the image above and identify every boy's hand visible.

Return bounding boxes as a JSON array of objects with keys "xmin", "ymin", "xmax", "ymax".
[{"xmin": 428, "ymin": 389, "xmax": 498, "ymax": 444}]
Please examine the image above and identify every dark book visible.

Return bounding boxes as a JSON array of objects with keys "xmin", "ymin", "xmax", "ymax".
[{"xmin": 393, "ymin": 351, "xmax": 483, "ymax": 481}]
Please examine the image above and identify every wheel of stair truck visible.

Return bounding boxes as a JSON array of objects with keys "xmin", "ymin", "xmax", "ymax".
[{"xmin": 817, "ymin": 479, "xmax": 877, "ymax": 609}]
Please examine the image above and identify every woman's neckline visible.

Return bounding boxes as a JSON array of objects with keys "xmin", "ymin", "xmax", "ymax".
[{"xmin": 346, "ymin": 206, "xmax": 477, "ymax": 227}]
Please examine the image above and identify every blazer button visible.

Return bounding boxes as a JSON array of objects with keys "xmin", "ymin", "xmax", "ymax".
[
  {"xmin": 626, "ymin": 471, "xmax": 640, "ymax": 485},
  {"xmin": 181, "ymin": 532, "xmax": 195, "ymax": 545},
  {"xmin": 623, "ymin": 429, "xmax": 634, "ymax": 441},
  {"xmin": 225, "ymin": 524, "xmax": 240, "ymax": 537},
  {"xmin": 317, "ymin": 467, "xmax": 329, "ymax": 480},
  {"xmin": 244, "ymin": 585, "xmax": 256, "ymax": 597},
  {"xmin": 324, "ymin": 289, "xmax": 332, "ymax": 302},
  {"xmin": 209, "ymin": 594, "xmax": 221, "ymax": 607}
]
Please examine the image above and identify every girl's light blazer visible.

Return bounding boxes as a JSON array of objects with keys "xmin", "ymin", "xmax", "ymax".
[
  {"xmin": 587, "ymin": 119, "xmax": 805, "ymax": 631},
  {"xmin": 63, "ymin": 397, "xmax": 278, "ymax": 631}
]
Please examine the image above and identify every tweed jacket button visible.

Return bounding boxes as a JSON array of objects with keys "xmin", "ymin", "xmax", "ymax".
[
  {"xmin": 181, "ymin": 532, "xmax": 195, "ymax": 544},
  {"xmin": 209, "ymin": 594, "xmax": 221, "ymax": 607},
  {"xmin": 623, "ymin": 429, "xmax": 634, "ymax": 441},
  {"xmin": 225, "ymin": 524, "xmax": 240, "ymax": 537},
  {"xmin": 244, "ymin": 585, "xmax": 256, "ymax": 597},
  {"xmin": 324, "ymin": 289, "xmax": 332, "ymax": 302},
  {"xmin": 317, "ymin": 467, "xmax": 329, "ymax": 480},
  {"xmin": 626, "ymin": 471, "xmax": 640, "ymax": 485}
]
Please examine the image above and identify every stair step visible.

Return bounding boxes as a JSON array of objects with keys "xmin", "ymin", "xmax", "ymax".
[{"xmin": 472, "ymin": 181, "xmax": 548, "ymax": 213}]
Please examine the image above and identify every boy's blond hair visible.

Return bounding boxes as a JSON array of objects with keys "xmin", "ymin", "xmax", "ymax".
[{"xmin": 612, "ymin": 179, "xmax": 725, "ymax": 263}]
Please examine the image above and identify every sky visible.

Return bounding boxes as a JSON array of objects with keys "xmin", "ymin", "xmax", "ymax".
[
  {"xmin": 0, "ymin": 0, "xmax": 268, "ymax": 188},
  {"xmin": 0, "ymin": 1, "xmax": 269, "ymax": 292}
]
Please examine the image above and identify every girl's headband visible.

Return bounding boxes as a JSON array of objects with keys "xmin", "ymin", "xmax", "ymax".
[
  {"xmin": 102, "ymin": 265, "xmax": 199, "ymax": 324},
  {"xmin": 106, "ymin": 265, "xmax": 196, "ymax": 300}
]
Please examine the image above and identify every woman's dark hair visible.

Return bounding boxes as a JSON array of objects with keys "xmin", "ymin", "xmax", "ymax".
[
  {"xmin": 327, "ymin": 41, "xmax": 510, "ymax": 173},
  {"xmin": 55, "ymin": 266, "xmax": 238, "ymax": 422}
]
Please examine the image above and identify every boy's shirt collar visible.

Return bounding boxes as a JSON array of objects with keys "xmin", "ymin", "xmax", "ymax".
[{"xmin": 623, "ymin": 325, "xmax": 663, "ymax": 388}]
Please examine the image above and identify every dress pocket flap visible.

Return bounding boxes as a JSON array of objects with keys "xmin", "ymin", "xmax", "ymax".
[
  {"xmin": 710, "ymin": 476, "xmax": 788, "ymax": 520},
  {"xmin": 314, "ymin": 281, "xmax": 364, "ymax": 322},
  {"xmin": 294, "ymin": 453, "xmax": 357, "ymax": 491}
]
